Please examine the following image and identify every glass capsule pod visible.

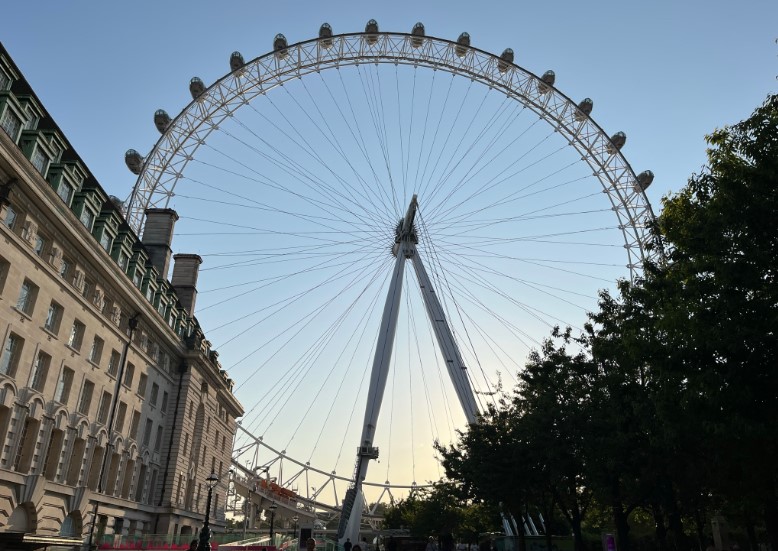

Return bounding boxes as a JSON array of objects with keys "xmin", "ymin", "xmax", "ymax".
[
  {"xmin": 574, "ymin": 98, "xmax": 594, "ymax": 121},
  {"xmin": 411, "ymin": 22, "xmax": 425, "ymax": 48},
  {"xmin": 230, "ymin": 51, "xmax": 245, "ymax": 74},
  {"xmin": 364, "ymin": 19, "xmax": 379, "ymax": 45},
  {"xmin": 189, "ymin": 77, "xmax": 205, "ymax": 100},
  {"xmin": 497, "ymin": 48, "xmax": 514, "ymax": 73},
  {"xmin": 607, "ymin": 131, "xmax": 627, "ymax": 154},
  {"xmin": 274, "ymin": 34, "xmax": 289, "ymax": 59},
  {"xmin": 319, "ymin": 23, "xmax": 333, "ymax": 48},
  {"xmin": 124, "ymin": 149, "xmax": 143, "ymax": 175},
  {"xmin": 154, "ymin": 109, "xmax": 171, "ymax": 134},
  {"xmin": 455, "ymin": 32, "xmax": 471, "ymax": 57}
]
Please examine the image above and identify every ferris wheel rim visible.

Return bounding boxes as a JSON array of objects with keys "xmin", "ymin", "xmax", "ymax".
[
  {"xmin": 125, "ymin": 28, "xmax": 661, "ymax": 505},
  {"xmin": 126, "ymin": 29, "xmax": 658, "ymax": 278}
]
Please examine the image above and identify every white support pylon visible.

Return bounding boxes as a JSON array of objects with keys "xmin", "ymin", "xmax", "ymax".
[{"xmin": 339, "ymin": 196, "xmax": 480, "ymax": 544}]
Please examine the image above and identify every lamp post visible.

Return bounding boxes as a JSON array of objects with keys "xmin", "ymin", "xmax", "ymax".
[
  {"xmin": 292, "ymin": 515, "xmax": 299, "ymax": 540},
  {"xmin": 197, "ymin": 472, "xmax": 219, "ymax": 551},
  {"xmin": 268, "ymin": 502, "xmax": 278, "ymax": 546}
]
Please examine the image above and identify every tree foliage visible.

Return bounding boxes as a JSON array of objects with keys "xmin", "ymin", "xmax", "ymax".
[{"xmin": 436, "ymin": 94, "xmax": 778, "ymax": 551}]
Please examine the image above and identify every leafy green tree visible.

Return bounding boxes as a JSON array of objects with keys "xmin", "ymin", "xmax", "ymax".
[
  {"xmin": 382, "ymin": 482, "xmax": 499, "ymax": 541},
  {"xmin": 645, "ymin": 93, "xmax": 778, "ymax": 549}
]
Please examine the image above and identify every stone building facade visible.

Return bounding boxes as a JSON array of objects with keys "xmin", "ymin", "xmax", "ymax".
[{"xmin": 0, "ymin": 43, "xmax": 244, "ymax": 545}]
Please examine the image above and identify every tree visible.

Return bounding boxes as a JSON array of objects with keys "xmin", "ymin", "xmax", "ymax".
[
  {"xmin": 646, "ymin": 94, "xmax": 778, "ymax": 549},
  {"xmin": 382, "ymin": 482, "xmax": 500, "ymax": 542}
]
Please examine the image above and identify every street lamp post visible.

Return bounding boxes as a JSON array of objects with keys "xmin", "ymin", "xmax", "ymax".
[
  {"xmin": 197, "ymin": 472, "xmax": 219, "ymax": 551},
  {"xmin": 268, "ymin": 503, "xmax": 278, "ymax": 546},
  {"xmin": 292, "ymin": 515, "xmax": 299, "ymax": 540}
]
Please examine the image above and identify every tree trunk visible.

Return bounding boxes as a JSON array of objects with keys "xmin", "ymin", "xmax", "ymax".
[
  {"xmin": 744, "ymin": 512, "xmax": 758, "ymax": 551},
  {"xmin": 694, "ymin": 509, "xmax": 707, "ymax": 551},
  {"xmin": 544, "ymin": 507, "xmax": 554, "ymax": 551},
  {"xmin": 667, "ymin": 502, "xmax": 686, "ymax": 551},
  {"xmin": 570, "ymin": 516, "xmax": 585, "ymax": 551},
  {"xmin": 612, "ymin": 502, "xmax": 631, "ymax": 551},
  {"xmin": 652, "ymin": 504, "xmax": 669, "ymax": 551},
  {"xmin": 763, "ymin": 493, "xmax": 778, "ymax": 551}
]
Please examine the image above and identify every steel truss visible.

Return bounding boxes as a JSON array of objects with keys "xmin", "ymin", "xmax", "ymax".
[
  {"xmin": 127, "ymin": 31, "xmax": 658, "ymax": 278},
  {"xmin": 128, "ymin": 26, "xmax": 661, "ymax": 529}
]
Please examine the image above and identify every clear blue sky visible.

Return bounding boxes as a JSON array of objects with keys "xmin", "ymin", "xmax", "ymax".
[
  {"xmin": 3, "ymin": 0, "xmax": 775, "ymax": 205},
  {"xmin": 3, "ymin": 0, "xmax": 775, "ymax": 502}
]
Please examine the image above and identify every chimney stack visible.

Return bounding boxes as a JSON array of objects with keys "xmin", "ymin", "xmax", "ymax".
[
  {"xmin": 142, "ymin": 209, "xmax": 179, "ymax": 279},
  {"xmin": 171, "ymin": 254, "xmax": 202, "ymax": 316}
]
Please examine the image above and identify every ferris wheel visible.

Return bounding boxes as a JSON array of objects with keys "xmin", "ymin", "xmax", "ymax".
[{"xmin": 125, "ymin": 21, "xmax": 657, "ymax": 536}]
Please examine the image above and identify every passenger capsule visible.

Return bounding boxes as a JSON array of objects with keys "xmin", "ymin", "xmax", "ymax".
[
  {"xmin": 497, "ymin": 48, "xmax": 514, "ymax": 74},
  {"xmin": 364, "ymin": 19, "xmax": 379, "ymax": 45},
  {"xmin": 538, "ymin": 70, "xmax": 555, "ymax": 94},
  {"xmin": 125, "ymin": 149, "xmax": 144, "ymax": 175},
  {"xmin": 319, "ymin": 23, "xmax": 333, "ymax": 48},
  {"xmin": 154, "ymin": 109, "xmax": 171, "ymax": 134},
  {"xmin": 108, "ymin": 195, "xmax": 125, "ymax": 214},
  {"xmin": 274, "ymin": 34, "xmax": 289, "ymax": 59},
  {"xmin": 635, "ymin": 170, "xmax": 654, "ymax": 192},
  {"xmin": 607, "ymin": 131, "xmax": 627, "ymax": 154},
  {"xmin": 230, "ymin": 51, "xmax": 245, "ymax": 73},
  {"xmin": 574, "ymin": 98, "xmax": 593, "ymax": 121},
  {"xmin": 411, "ymin": 22, "xmax": 425, "ymax": 48},
  {"xmin": 455, "ymin": 32, "xmax": 471, "ymax": 57},
  {"xmin": 189, "ymin": 77, "xmax": 205, "ymax": 100}
]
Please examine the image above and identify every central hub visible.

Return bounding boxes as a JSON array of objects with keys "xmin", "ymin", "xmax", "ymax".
[{"xmin": 392, "ymin": 194, "xmax": 419, "ymax": 257}]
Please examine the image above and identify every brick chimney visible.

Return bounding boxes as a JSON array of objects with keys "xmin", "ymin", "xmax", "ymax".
[
  {"xmin": 142, "ymin": 208, "xmax": 179, "ymax": 279},
  {"xmin": 171, "ymin": 254, "xmax": 202, "ymax": 316}
]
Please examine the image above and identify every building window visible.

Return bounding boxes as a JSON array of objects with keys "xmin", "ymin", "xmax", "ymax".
[
  {"xmin": 54, "ymin": 367, "xmax": 74, "ymax": 404},
  {"xmin": 30, "ymin": 146, "xmax": 50, "ymax": 176},
  {"xmin": 124, "ymin": 362, "xmax": 135, "ymax": 387},
  {"xmin": 16, "ymin": 279, "xmax": 39, "ymax": 315},
  {"xmin": 137, "ymin": 373, "xmax": 148, "ymax": 398},
  {"xmin": 115, "ymin": 402, "xmax": 127, "ymax": 433},
  {"xmin": 0, "ymin": 108, "xmax": 21, "ymax": 141},
  {"xmin": 30, "ymin": 351, "xmax": 51, "ymax": 392},
  {"xmin": 161, "ymin": 391, "xmax": 169, "ymax": 414},
  {"xmin": 67, "ymin": 320, "xmax": 85, "ymax": 351},
  {"xmin": 79, "ymin": 208, "xmax": 94, "ymax": 231},
  {"xmin": 154, "ymin": 426, "xmax": 163, "ymax": 452},
  {"xmin": 149, "ymin": 383, "xmax": 159, "ymax": 407},
  {"xmin": 0, "ymin": 257, "xmax": 9, "ymax": 294},
  {"xmin": 97, "ymin": 391, "xmax": 112, "ymax": 424},
  {"xmin": 0, "ymin": 69, "xmax": 9, "ymax": 90},
  {"xmin": 132, "ymin": 271, "xmax": 142, "ymax": 288},
  {"xmin": 89, "ymin": 336, "xmax": 104, "ymax": 365},
  {"xmin": 78, "ymin": 380, "xmax": 95, "ymax": 415},
  {"xmin": 23, "ymin": 105, "xmax": 39, "ymax": 130},
  {"xmin": 118, "ymin": 252, "xmax": 129, "ymax": 271},
  {"xmin": 129, "ymin": 411, "xmax": 141, "ymax": 440},
  {"xmin": 99, "ymin": 231, "xmax": 112, "ymax": 252},
  {"xmin": 59, "ymin": 257, "xmax": 71, "ymax": 279},
  {"xmin": 33, "ymin": 233, "xmax": 47, "ymax": 257},
  {"xmin": 142, "ymin": 420, "xmax": 153, "ymax": 447},
  {"xmin": 0, "ymin": 333, "xmax": 23, "ymax": 376},
  {"xmin": 44, "ymin": 301, "xmax": 63, "ymax": 334},
  {"xmin": 107, "ymin": 350, "xmax": 121, "ymax": 377},
  {"xmin": 57, "ymin": 182, "xmax": 74, "ymax": 205},
  {"xmin": 4, "ymin": 205, "xmax": 17, "ymax": 229},
  {"xmin": 144, "ymin": 286, "xmax": 154, "ymax": 303}
]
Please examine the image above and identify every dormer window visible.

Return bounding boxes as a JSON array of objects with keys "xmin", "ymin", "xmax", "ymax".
[
  {"xmin": 79, "ymin": 208, "xmax": 94, "ymax": 230},
  {"xmin": 99, "ymin": 231, "xmax": 112, "ymax": 252},
  {"xmin": 57, "ymin": 181, "xmax": 74, "ymax": 205},
  {"xmin": 0, "ymin": 68, "xmax": 9, "ymax": 91},
  {"xmin": 23, "ymin": 105, "xmax": 39, "ymax": 131},
  {"xmin": 0, "ymin": 108, "xmax": 21, "ymax": 141},
  {"xmin": 30, "ymin": 146, "xmax": 50, "ymax": 176}
]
